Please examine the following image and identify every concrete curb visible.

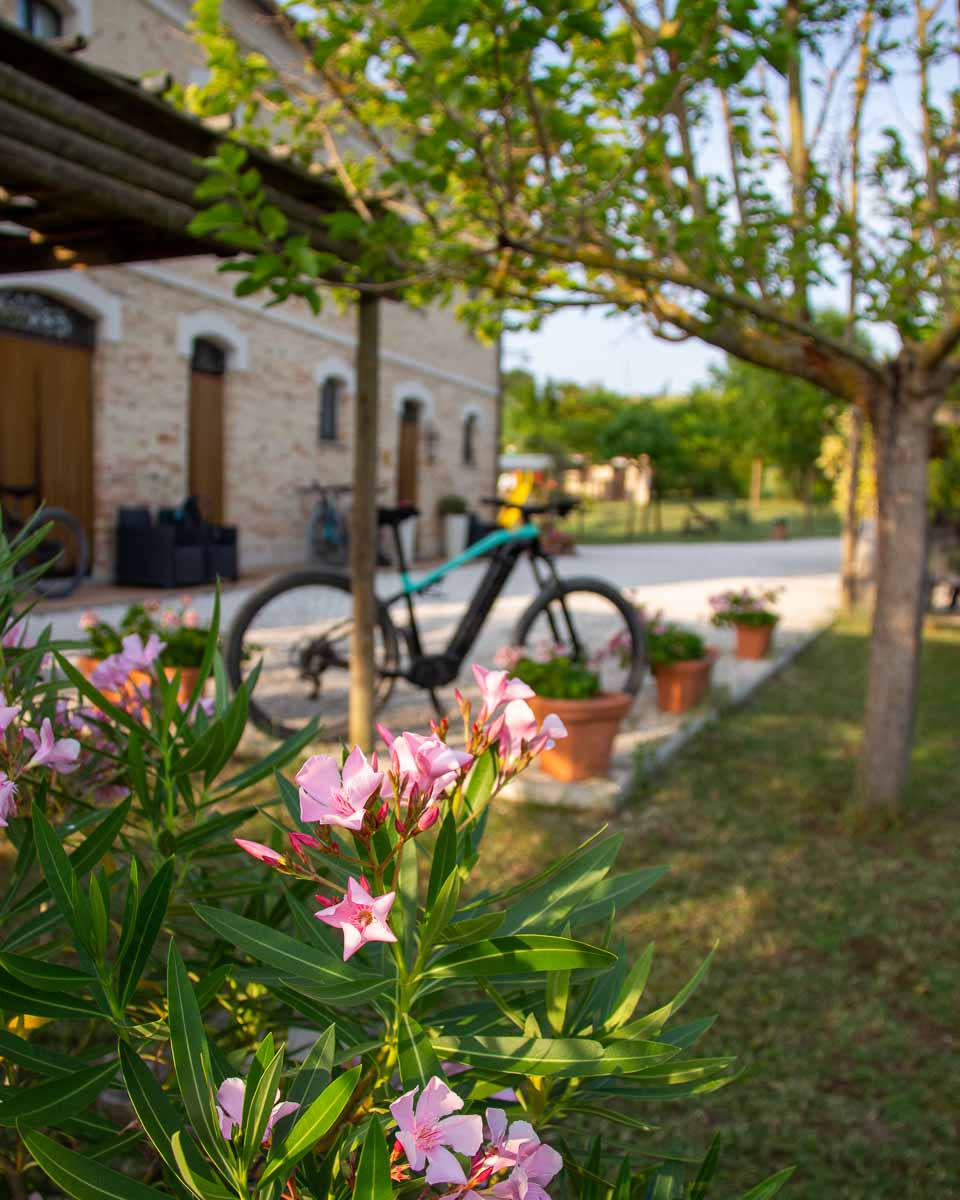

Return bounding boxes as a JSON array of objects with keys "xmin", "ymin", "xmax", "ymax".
[{"xmin": 637, "ymin": 622, "xmax": 830, "ymax": 784}]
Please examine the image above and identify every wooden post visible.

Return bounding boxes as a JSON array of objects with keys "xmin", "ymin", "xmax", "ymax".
[{"xmin": 349, "ymin": 293, "xmax": 380, "ymax": 751}]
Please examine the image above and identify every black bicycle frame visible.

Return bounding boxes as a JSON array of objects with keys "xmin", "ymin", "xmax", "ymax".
[{"xmin": 381, "ymin": 524, "xmax": 581, "ymax": 682}]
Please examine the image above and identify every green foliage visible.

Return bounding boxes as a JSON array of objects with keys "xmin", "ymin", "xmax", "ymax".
[
  {"xmin": 82, "ymin": 600, "xmax": 212, "ymax": 669},
  {"xmin": 646, "ymin": 623, "xmax": 708, "ymax": 668},
  {"xmin": 511, "ymin": 652, "xmax": 601, "ymax": 699}
]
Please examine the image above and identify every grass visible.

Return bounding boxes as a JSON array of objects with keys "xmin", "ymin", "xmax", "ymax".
[
  {"xmin": 562, "ymin": 497, "xmax": 841, "ymax": 543},
  {"xmin": 478, "ymin": 614, "xmax": 960, "ymax": 1199}
]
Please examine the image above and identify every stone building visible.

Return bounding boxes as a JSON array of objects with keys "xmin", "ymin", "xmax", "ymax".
[{"xmin": 0, "ymin": 0, "xmax": 500, "ymax": 574}]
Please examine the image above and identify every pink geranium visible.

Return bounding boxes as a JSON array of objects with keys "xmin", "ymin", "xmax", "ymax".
[
  {"xmin": 0, "ymin": 773, "xmax": 17, "ymax": 827},
  {"xmin": 296, "ymin": 747, "xmax": 383, "ymax": 831},
  {"xmin": 390, "ymin": 1076, "xmax": 483, "ymax": 1185},
  {"xmin": 216, "ymin": 1076, "xmax": 299, "ymax": 1142},
  {"xmin": 23, "ymin": 718, "xmax": 81, "ymax": 774},
  {"xmin": 315, "ymin": 876, "xmax": 397, "ymax": 960}
]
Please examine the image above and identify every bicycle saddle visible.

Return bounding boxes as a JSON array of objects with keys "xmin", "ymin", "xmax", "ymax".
[{"xmin": 377, "ymin": 504, "xmax": 420, "ymax": 528}]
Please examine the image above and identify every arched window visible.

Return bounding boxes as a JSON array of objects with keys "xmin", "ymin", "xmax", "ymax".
[
  {"xmin": 17, "ymin": 0, "xmax": 64, "ymax": 38},
  {"xmin": 462, "ymin": 412, "xmax": 478, "ymax": 466},
  {"xmin": 319, "ymin": 376, "xmax": 341, "ymax": 443}
]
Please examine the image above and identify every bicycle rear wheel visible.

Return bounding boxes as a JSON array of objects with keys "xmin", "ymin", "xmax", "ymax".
[
  {"xmin": 226, "ymin": 569, "xmax": 398, "ymax": 740},
  {"xmin": 17, "ymin": 507, "xmax": 89, "ymax": 599},
  {"xmin": 513, "ymin": 576, "xmax": 646, "ymax": 695}
]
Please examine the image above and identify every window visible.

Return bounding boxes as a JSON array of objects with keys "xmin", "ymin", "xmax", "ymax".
[
  {"xmin": 319, "ymin": 376, "xmax": 341, "ymax": 443},
  {"xmin": 462, "ymin": 412, "xmax": 478, "ymax": 466},
  {"xmin": 191, "ymin": 338, "xmax": 226, "ymax": 376},
  {"xmin": 17, "ymin": 0, "xmax": 64, "ymax": 38}
]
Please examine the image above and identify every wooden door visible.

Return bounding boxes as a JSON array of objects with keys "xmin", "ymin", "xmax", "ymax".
[
  {"xmin": 397, "ymin": 399, "xmax": 420, "ymax": 505},
  {"xmin": 189, "ymin": 355, "xmax": 225, "ymax": 524},
  {"xmin": 0, "ymin": 331, "xmax": 94, "ymax": 545}
]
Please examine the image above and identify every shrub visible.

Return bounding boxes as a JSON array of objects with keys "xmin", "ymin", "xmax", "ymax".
[
  {"xmin": 0, "ymin": 531, "xmax": 791, "ymax": 1200},
  {"xmin": 437, "ymin": 494, "xmax": 469, "ymax": 515}
]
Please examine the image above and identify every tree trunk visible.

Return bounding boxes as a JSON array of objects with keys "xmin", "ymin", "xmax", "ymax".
[
  {"xmin": 858, "ymin": 363, "xmax": 939, "ymax": 813},
  {"xmin": 349, "ymin": 294, "xmax": 380, "ymax": 752},
  {"xmin": 840, "ymin": 406, "xmax": 864, "ymax": 609},
  {"xmin": 750, "ymin": 457, "xmax": 763, "ymax": 510}
]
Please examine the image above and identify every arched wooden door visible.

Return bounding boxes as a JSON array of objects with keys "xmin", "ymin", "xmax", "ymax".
[
  {"xmin": 0, "ymin": 290, "xmax": 95, "ymax": 548},
  {"xmin": 397, "ymin": 397, "xmax": 420, "ymax": 506},
  {"xmin": 188, "ymin": 338, "xmax": 226, "ymax": 523}
]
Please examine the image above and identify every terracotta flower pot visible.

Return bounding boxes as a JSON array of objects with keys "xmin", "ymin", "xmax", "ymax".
[
  {"xmin": 164, "ymin": 665, "xmax": 203, "ymax": 704},
  {"xmin": 652, "ymin": 650, "xmax": 717, "ymax": 713},
  {"xmin": 734, "ymin": 621, "xmax": 776, "ymax": 660},
  {"xmin": 528, "ymin": 691, "xmax": 633, "ymax": 782}
]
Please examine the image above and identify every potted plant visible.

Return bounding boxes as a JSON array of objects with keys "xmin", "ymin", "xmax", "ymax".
[
  {"xmin": 437, "ymin": 494, "xmax": 470, "ymax": 559},
  {"xmin": 647, "ymin": 615, "xmax": 717, "ymax": 713},
  {"xmin": 78, "ymin": 598, "xmax": 211, "ymax": 702},
  {"xmin": 770, "ymin": 517, "xmax": 789, "ymax": 539},
  {"xmin": 506, "ymin": 644, "xmax": 631, "ymax": 781},
  {"xmin": 709, "ymin": 586, "xmax": 782, "ymax": 660}
]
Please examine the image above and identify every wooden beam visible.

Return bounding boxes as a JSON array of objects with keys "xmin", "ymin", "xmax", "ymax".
[{"xmin": 349, "ymin": 293, "xmax": 380, "ymax": 752}]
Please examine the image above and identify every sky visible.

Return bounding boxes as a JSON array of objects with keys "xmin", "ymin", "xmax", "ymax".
[{"xmin": 502, "ymin": 309, "xmax": 723, "ymax": 396}]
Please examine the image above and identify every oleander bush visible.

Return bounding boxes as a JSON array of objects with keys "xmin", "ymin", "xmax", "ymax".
[{"xmin": 0, "ymin": 530, "xmax": 791, "ymax": 1200}]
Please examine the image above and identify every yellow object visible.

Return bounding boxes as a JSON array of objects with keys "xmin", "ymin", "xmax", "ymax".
[{"xmin": 498, "ymin": 471, "xmax": 535, "ymax": 527}]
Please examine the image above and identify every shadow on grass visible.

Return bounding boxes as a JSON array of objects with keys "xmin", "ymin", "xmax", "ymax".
[{"xmin": 482, "ymin": 617, "xmax": 960, "ymax": 1200}]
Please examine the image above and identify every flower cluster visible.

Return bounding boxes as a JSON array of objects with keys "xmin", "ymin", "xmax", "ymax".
[
  {"xmin": 236, "ymin": 662, "xmax": 566, "ymax": 960},
  {"xmin": 709, "ymin": 586, "xmax": 782, "ymax": 628},
  {"xmin": 0, "ymin": 690, "xmax": 80, "ymax": 828},
  {"xmin": 390, "ymin": 1077, "xmax": 562, "ymax": 1200}
]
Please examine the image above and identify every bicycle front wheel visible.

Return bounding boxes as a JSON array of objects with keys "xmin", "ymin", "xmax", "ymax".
[
  {"xmin": 513, "ymin": 576, "xmax": 646, "ymax": 695},
  {"xmin": 226, "ymin": 569, "xmax": 399, "ymax": 740}
]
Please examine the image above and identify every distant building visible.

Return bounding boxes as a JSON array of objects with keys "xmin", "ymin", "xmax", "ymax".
[{"xmin": 0, "ymin": 0, "xmax": 499, "ymax": 574}]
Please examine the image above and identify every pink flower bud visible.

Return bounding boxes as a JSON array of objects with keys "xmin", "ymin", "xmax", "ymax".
[
  {"xmin": 395, "ymin": 817, "xmax": 407, "ymax": 835},
  {"xmin": 376, "ymin": 801, "xmax": 389, "ymax": 824},
  {"xmin": 416, "ymin": 805, "xmax": 440, "ymax": 833},
  {"xmin": 289, "ymin": 831, "xmax": 323, "ymax": 861},
  {"xmin": 235, "ymin": 839, "xmax": 285, "ymax": 867}
]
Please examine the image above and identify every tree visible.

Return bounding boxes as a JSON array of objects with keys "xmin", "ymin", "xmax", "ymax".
[
  {"xmin": 502, "ymin": 370, "xmax": 629, "ymax": 459},
  {"xmin": 186, "ymin": 0, "xmax": 959, "ymax": 812},
  {"xmin": 710, "ymin": 358, "xmax": 840, "ymax": 509}
]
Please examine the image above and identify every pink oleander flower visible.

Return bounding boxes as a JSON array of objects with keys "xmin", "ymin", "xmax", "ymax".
[
  {"xmin": 472, "ymin": 664, "xmax": 533, "ymax": 716},
  {"xmin": 499, "ymin": 701, "xmax": 567, "ymax": 760},
  {"xmin": 2, "ymin": 621, "xmax": 31, "ymax": 649},
  {"xmin": 182, "ymin": 608, "xmax": 200, "ymax": 629},
  {"xmin": 23, "ymin": 718, "xmax": 81, "ymax": 774},
  {"xmin": 315, "ymin": 876, "xmax": 397, "ymax": 960},
  {"xmin": 90, "ymin": 653, "xmax": 130, "ymax": 692},
  {"xmin": 79, "ymin": 610, "xmax": 99, "ymax": 630},
  {"xmin": 0, "ymin": 773, "xmax": 18, "ymax": 827},
  {"xmin": 95, "ymin": 783, "xmax": 130, "ymax": 805},
  {"xmin": 235, "ymin": 838, "xmax": 286, "ymax": 867},
  {"xmin": 0, "ymin": 692, "xmax": 20, "ymax": 733},
  {"xmin": 379, "ymin": 728, "xmax": 473, "ymax": 803},
  {"xmin": 216, "ymin": 1076, "xmax": 299, "ymax": 1143},
  {"xmin": 296, "ymin": 747, "xmax": 383, "ymax": 831},
  {"xmin": 391, "ymin": 1076, "xmax": 483, "ymax": 1186},
  {"xmin": 121, "ymin": 632, "xmax": 164, "ymax": 670}
]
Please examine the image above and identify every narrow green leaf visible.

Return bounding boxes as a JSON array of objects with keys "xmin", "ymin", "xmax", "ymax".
[
  {"xmin": 545, "ymin": 968, "xmax": 570, "ymax": 1035},
  {"xmin": 426, "ymin": 812, "xmax": 457, "ymax": 909},
  {"xmin": 166, "ymin": 943, "xmax": 234, "ymax": 1176},
  {"xmin": 353, "ymin": 1116, "xmax": 392, "ymax": 1200},
  {"xmin": 20, "ymin": 1127, "xmax": 169, "ymax": 1200},
  {"xmin": 0, "ymin": 1029, "xmax": 77, "ymax": 1077},
  {"xmin": 242, "ymin": 1045, "xmax": 285, "ymax": 1167},
  {"xmin": 0, "ymin": 1060, "xmax": 117, "ymax": 1127},
  {"xmin": 569, "ymin": 866, "xmax": 669, "ymax": 931},
  {"xmin": 118, "ymin": 859, "xmax": 174, "ymax": 1007},
  {"xmin": 617, "ymin": 946, "xmax": 716, "ymax": 1039},
  {"xmin": 498, "ymin": 835, "xmax": 621, "ymax": 935},
  {"xmin": 602, "ymin": 942, "xmax": 655, "ymax": 1033},
  {"xmin": 397, "ymin": 1014, "xmax": 444, "ymax": 1089},
  {"xmin": 288, "ymin": 1025, "xmax": 336, "ymax": 1108},
  {"xmin": 0, "ymin": 969, "xmax": 101, "ymax": 1019},
  {"xmin": 428, "ymin": 934, "xmax": 615, "ymax": 977},
  {"xmin": 733, "ymin": 1168, "xmax": 796, "ymax": 1200},
  {"xmin": 31, "ymin": 806, "xmax": 88, "ymax": 948},
  {"xmin": 0, "ymin": 952, "xmax": 95, "ymax": 993},
  {"xmin": 259, "ymin": 1065, "xmax": 361, "ymax": 1187},
  {"xmin": 430, "ymin": 1033, "xmax": 603, "ymax": 1077}
]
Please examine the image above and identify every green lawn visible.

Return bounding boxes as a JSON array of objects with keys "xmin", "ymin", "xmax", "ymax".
[
  {"xmin": 480, "ymin": 615, "xmax": 960, "ymax": 1199},
  {"xmin": 563, "ymin": 497, "xmax": 841, "ymax": 543}
]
